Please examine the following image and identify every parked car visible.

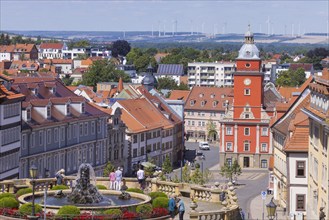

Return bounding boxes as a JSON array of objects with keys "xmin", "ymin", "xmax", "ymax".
[{"xmin": 199, "ymin": 141, "xmax": 210, "ymax": 150}]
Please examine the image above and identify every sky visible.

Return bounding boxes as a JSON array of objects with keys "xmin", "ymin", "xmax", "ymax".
[{"xmin": 1, "ymin": 0, "xmax": 328, "ymax": 35}]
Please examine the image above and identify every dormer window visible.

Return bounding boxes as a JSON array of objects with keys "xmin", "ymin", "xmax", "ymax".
[
  {"xmin": 210, "ymin": 94, "xmax": 215, "ymax": 98},
  {"xmin": 50, "ymin": 87, "xmax": 56, "ymax": 94},
  {"xmin": 199, "ymin": 93, "xmax": 204, "ymax": 98},
  {"xmin": 26, "ymin": 108, "xmax": 31, "ymax": 121},
  {"xmin": 201, "ymin": 101, "xmax": 205, "ymax": 107},
  {"xmin": 190, "ymin": 100, "xmax": 195, "ymax": 106},
  {"xmin": 212, "ymin": 101, "xmax": 217, "ymax": 107},
  {"xmin": 46, "ymin": 105, "xmax": 51, "ymax": 119},
  {"xmin": 32, "ymin": 88, "xmax": 38, "ymax": 95},
  {"xmin": 66, "ymin": 104, "xmax": 70, "ymax": 115},
  {"xmin": 81, "ymin": 103, "xmax": 85, "ymax": 113}
]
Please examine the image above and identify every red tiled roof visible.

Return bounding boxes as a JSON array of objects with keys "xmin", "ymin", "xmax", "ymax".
[
  {"xmin": 290, "ymin": 63, "xmax": 313, "ymax": 71},
  {"xmin": 0, "ymin": 45, "xmax": 15, "ymax": 53},
  {"xmin": 40, "ymin": 43, "xmax": 64, "ymax": 49},
  {"xmin": 185, "ymin": 86, "xmax": 233, "ymax": 111},
  {"xmin": 14, "ymin": 44, "xmax": 36, "ymax": 53},
  {"xmin": 168, "ymin": 90, "xmax": 190, "ymax": 102}
]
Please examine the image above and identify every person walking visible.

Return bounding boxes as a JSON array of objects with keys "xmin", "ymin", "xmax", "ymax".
[
  {"xmin": 55, "ymin": 169, "xmax": 65, "ymax": 185},
  {"xmin": 115, "ymin": 167, "xmax": 122, "ymax": 191},
  {"xmin": 168, "ymin": 195, "xmax": 176, "ymax": 220},
  {"xmin": 109, "ymin": 168, "xmax": 116, "ymax": 190},
  {"xmin": 177, "ymin": 197, "xmax": 185, "ymax": 220},
  {"xmin": 136, "ymin": 166, "xmax": 145, "ymax": 190}
]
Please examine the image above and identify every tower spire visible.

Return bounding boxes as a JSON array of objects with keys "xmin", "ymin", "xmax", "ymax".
[{"xmin": 244, "ymin": 24, "xmax": 254, "ymax": 44}]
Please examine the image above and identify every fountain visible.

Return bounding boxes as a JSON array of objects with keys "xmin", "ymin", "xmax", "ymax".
[
  {"xmin": 67, "ymin": 163, "xmax": 103, "ymax": 204},
  {"xmin": 18, "ymin": 163, "xmax": 151, "ymax": 211}
]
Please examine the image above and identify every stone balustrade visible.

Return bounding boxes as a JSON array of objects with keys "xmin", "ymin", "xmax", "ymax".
[{"xmin": 190, "ymin": 205, "xmax": 240, "ymax": 220}]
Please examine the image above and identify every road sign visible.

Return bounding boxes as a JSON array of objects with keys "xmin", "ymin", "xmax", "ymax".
[{"xmin": 261, "ymin": 191, "xmax": 267, "ymax": 200}]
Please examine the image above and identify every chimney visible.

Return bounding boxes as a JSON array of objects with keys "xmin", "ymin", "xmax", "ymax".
[{"xmin": 118, "ymin": 77, "xmax": 123, "ymax": 92}]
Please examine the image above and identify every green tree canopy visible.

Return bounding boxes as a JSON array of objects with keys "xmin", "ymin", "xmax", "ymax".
[
  {"xmin": 276, "ymin": 67, "xmax": 306, "ymax": 87},
  {"xmin": 162, "ymin": 156, "xmax": 173, "ymax": 174},
  {"xmin": 111, "ymin": 40, "xmax": 131, "ymax": 57},
  {"xmin": 103, "ymin": 161, "xmax": 115, "ymax": 177},
  {"xmin": 82, "ymin": 59, "xmax": 130, "ymax": 90},
  {"xmin": 220, "ymin": 159, "xmax": 241, "ymax": 182}
]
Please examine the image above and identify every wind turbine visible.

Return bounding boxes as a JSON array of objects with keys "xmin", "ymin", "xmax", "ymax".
[{"xmin": 266, "ymin": 16, "xmax": 271, "ymax": 36}]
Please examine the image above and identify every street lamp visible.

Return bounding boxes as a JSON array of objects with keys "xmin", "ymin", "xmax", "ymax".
[
  {"xmin": 266, "ymin": 197, "xmax": 277, "ymax": 220},
  {"xmin": 29, "ymin": 165, "xmax": 38, "ymax": 218}
]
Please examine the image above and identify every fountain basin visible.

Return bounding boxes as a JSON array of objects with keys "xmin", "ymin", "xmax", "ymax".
[{"xmin": 18, "ymin": 190, "xmax": 151, "ymax": 211}]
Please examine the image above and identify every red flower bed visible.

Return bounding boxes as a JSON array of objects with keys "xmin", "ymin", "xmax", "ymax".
[
  {"xmin": 151, "ymin": 207, "xmax": 169, "ymax": 218},
  {"xmin": 122, "ymin": 211, "xmax": 139, "ymax": 219}
]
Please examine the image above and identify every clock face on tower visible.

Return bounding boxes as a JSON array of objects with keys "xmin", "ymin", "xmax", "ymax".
[{"xmin": 244, "ymin": 78, "xmax": 251, "ymax": 86}]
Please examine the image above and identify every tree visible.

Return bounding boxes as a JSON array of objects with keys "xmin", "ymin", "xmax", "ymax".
[
  {"xmin": 177, "ymin": 82, "xmax": 189, "ymax": 90},
  {"xmin": 61, "ymin": 75, "xmax": 74, "ymax": 86},
  {"xmin": 206, "ymin": 120, "xmax": 217, "ymax": 141},
  {"xmin": 276, "ymin": 67, "xmax": 306, "ymax": 87},
  {"xmin": 157, "ymin": 77, "xmax": 178, "ymax": 90},
  {"xmin": 162, "ymin": 156, "xmax": 173, "ymax": 174},
  {"xmin": 111, "ymin": 40, "xmax": 131, "ymax": 57},
  {"xmin": 82, "ymin": 59, "xmax": 130, "ymax": 90},
  {"xmin": 182, "ymin": 164, "xmax": 191, "ymax": 183},
  {"xmin": 103, "ymin": 161, "xmax": 115, "ymax": 177},
  {"xmin": 220, "ymin": 159, "xmax": 241, "ymax": 182},
  {"xmin": 144, "ymin": 158, "xmax": 156, "ymax": 177}
]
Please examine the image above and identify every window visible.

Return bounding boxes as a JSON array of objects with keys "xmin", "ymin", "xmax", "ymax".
[
  {"xmin": 244, "ymin": 89, "xmax": 250, "ymax": 95},
  {"xmin": 261, "ymin": 143, "xmax": 267, "ymax": 152},
  {"xmin": 46, "ymin": 105, "xmax": 51, "ymax": 118},
  {"xmin": 244, "ymin": 141, "xmax": 250, "ymax": 151},
  {"xmin": 91, "ymin": 122, "xmax": 95, "ymax": 134},
  {"xmin": 3, "ymin": 103, "xmax": 20, "ymax": 119},
  {"xmin": 226, "ymin": 142, "xmax": 233, "ymax": 151},
  {"xmin": 39, "ymin": 131, "xmax": 44, "ymax": 145},
  {"xmin": 81, "ymin": 103, "xmax": 85, "ymax": 113},
  {"xmin": 141, "ymin": 133, "xmax": 144, "ymax": 142},
  {"xmin": 133, "ymin": 149, "xmax": 137, "ymax": 158},
  {"xmin": 226, "ymin": 158, "xmax": 232, "ymax": 167},
  {"xmin": 261, "ymin": 160, "xmax": 267, "ymax": 168},
  {"xmin": 47, "ymin": 129, "xmax": 51, "ymax": 144},
  {"xmin": 133, "ymin": 135, "xmax": 137, "ymax": 143},
  {"xmin": 191, "ymin": 121, "xmax": 195, "ymax": 126},
  {"xmin": 226, "ymin": 127, "xmax": 233, "ymax": 135},
  {"xmin": 190, "ymin": 100, "xmax": 195, "ymax": 106},
  {"xmin": 262, "ymin": 127, "xmax": 268, "ymax": 136},
  {"xmin": 296, "ymin": 195, "xmax": 305, "ymax": 211},
  {"xmin": 141, "ymin": 147, "xmax": 145, "ymax": 156},
  {"xmin": 54, "ymin": 128, "xmax": 59, "ymax": 142},
  {"xmin": 79, "ymin": 123, "xmax": 83, "ymax": 136},
  {"xmin": 84, "ymin": 123, "xmax": 88, "ymax": 136},
  {"xmin": 66, "ymin": 104, "xmax": 70, "ymax": 115},
  {"xmin": 244, "ymin": 128, "xmax": 250, "ymax": 136},
  {"xmin": 22, "ymin": 134, "xmax": 27, "ymax": 150},
  {"xmin": 26, "ymin": 108, "xmax": 31, "ymax": 121},
  {"xmin": 296, "ymin": 161, "xmax": 305, "ymax": 177},
  {"xmin": 245, "ymin": 113, "xmax": 250, "ymax": 119}
]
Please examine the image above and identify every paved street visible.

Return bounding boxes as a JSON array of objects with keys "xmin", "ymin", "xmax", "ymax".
[{"xmin": 169, "ymin": 141, "xmax": 271, "ymax": 220}]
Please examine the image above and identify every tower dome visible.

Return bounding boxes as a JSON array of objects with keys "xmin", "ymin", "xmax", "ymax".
[
  {"xmin": 237, "ymin": 25, "xmax": 260, "ymax": 60},
  {"xmin": 142, "ymin": 64, "xmax": 158, "ymax": 91}
]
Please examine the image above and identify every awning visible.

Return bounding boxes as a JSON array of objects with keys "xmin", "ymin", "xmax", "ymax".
[{"xmin": 141, "ymin": 161, "xmax": 156, "ymax": 168}]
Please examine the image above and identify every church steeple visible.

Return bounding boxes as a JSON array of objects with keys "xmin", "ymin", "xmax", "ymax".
[{"xmin": 244, "ymin": 24, "xmax": 254, "ymax": 44}]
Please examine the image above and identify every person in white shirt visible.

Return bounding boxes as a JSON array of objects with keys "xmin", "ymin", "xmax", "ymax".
[
  {"xmin": 115, "ymin": 167, "xmax": 123, "ymax": 191},
  {"xmin": 136, "ymin": 166, "xmax": 145, "ymax": 190}
]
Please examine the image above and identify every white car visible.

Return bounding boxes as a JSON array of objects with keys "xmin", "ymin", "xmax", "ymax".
[{"xmin": 199, "ymin": 142, "xmax": 210, "ymax": 150}]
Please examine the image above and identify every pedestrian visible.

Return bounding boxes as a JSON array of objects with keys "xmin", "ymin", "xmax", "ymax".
[
  {"xmin": 177, "ymin": 197, "xmax": 185, "ymax": 220},
  {"xmin": 168, "ymin": 195, "xmax": 176, "ymax": 220},
  {"xmin": 109, "ymin": 168, "xmax": 116, "ymax": 190},
  {"xmin": 239, "ymin": 208, "xmax": 245, "ymax": 220},
  {"xmin": 137, "ymin": 166, "xmax": 145, "ymax": 190},
  {"xmin": 115, "ymin": 167, "xmax": 122, "ymax": 191},
  {"xmin": 55, "ymin": 169, "xmax": 65, "ymax": 185}
]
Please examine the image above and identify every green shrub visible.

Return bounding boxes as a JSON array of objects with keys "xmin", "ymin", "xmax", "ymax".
[
  {"xmin": 96, "ymin": 185, "xmax": 107, "ymax": 190},
  {"xmin": 148, "ymin": 192, "xmax": 167, "ymax": 201},
  {"xmin": 19, "ymin": 203, "xmax": 42, "ymax": 215},
  {"xmin": 0, "ymin": 193, "xmax": 15, "ymax": 200},
  {"xmin": 16, "ymin": 188, "xmax": 32, "ymax": 197},
  {"xmin": 152, "ymin": 197, "xmax": 169, "ymax": 208},
  {"xmin": 0, "ymin": 197, "xmax": 19, "ymax": 208},
  {"xmin": 126, "ymin": 188, "xmax": 144, "ymax": 194},
  {"xmin": 57, "ymin": 205, "xmax": 80, "ymax": 218},
  {"xmin": 136, "ymin": 204, "xmax": 153, "ymax": 217},
  {"xmin": 51, "ymin": 185, "xmax": 69, "ymax": 190},
  {"xmin": 103, "ymin": 209, "xmax": 122, "ymax": 218}
]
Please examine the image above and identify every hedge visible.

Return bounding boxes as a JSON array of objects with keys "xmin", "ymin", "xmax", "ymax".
[
  {"xmin": 51, "ymin": 185, "xmax": 69, "ymax": 190},
  {"xmin": 16, "ymin": 188, "xmax": 32, "ymax": 197},
  {"xmin": 19, "ymin": 203, "xmax": 42, "ymax": 215},
  {"xmin": 0, "ymin": 193, "xmax": 15, "ymax": 200},
  {"xmin": 57, "ymin": 205, "xmax": 80, "ymax": 218},
  {"xmin": 0, "ymin": 197, "xmax": 19, "ymax": 208},
  {"xmin": 126, "ymin": 188, "xmax": 144, "ymax": 194},
  {"xmin": 148, "ymin": 192, "xmax": 167, "ymax": 201},
  {"xmin": 152, "ymin": 197, "xmax": 169, "ymax": 208}
]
